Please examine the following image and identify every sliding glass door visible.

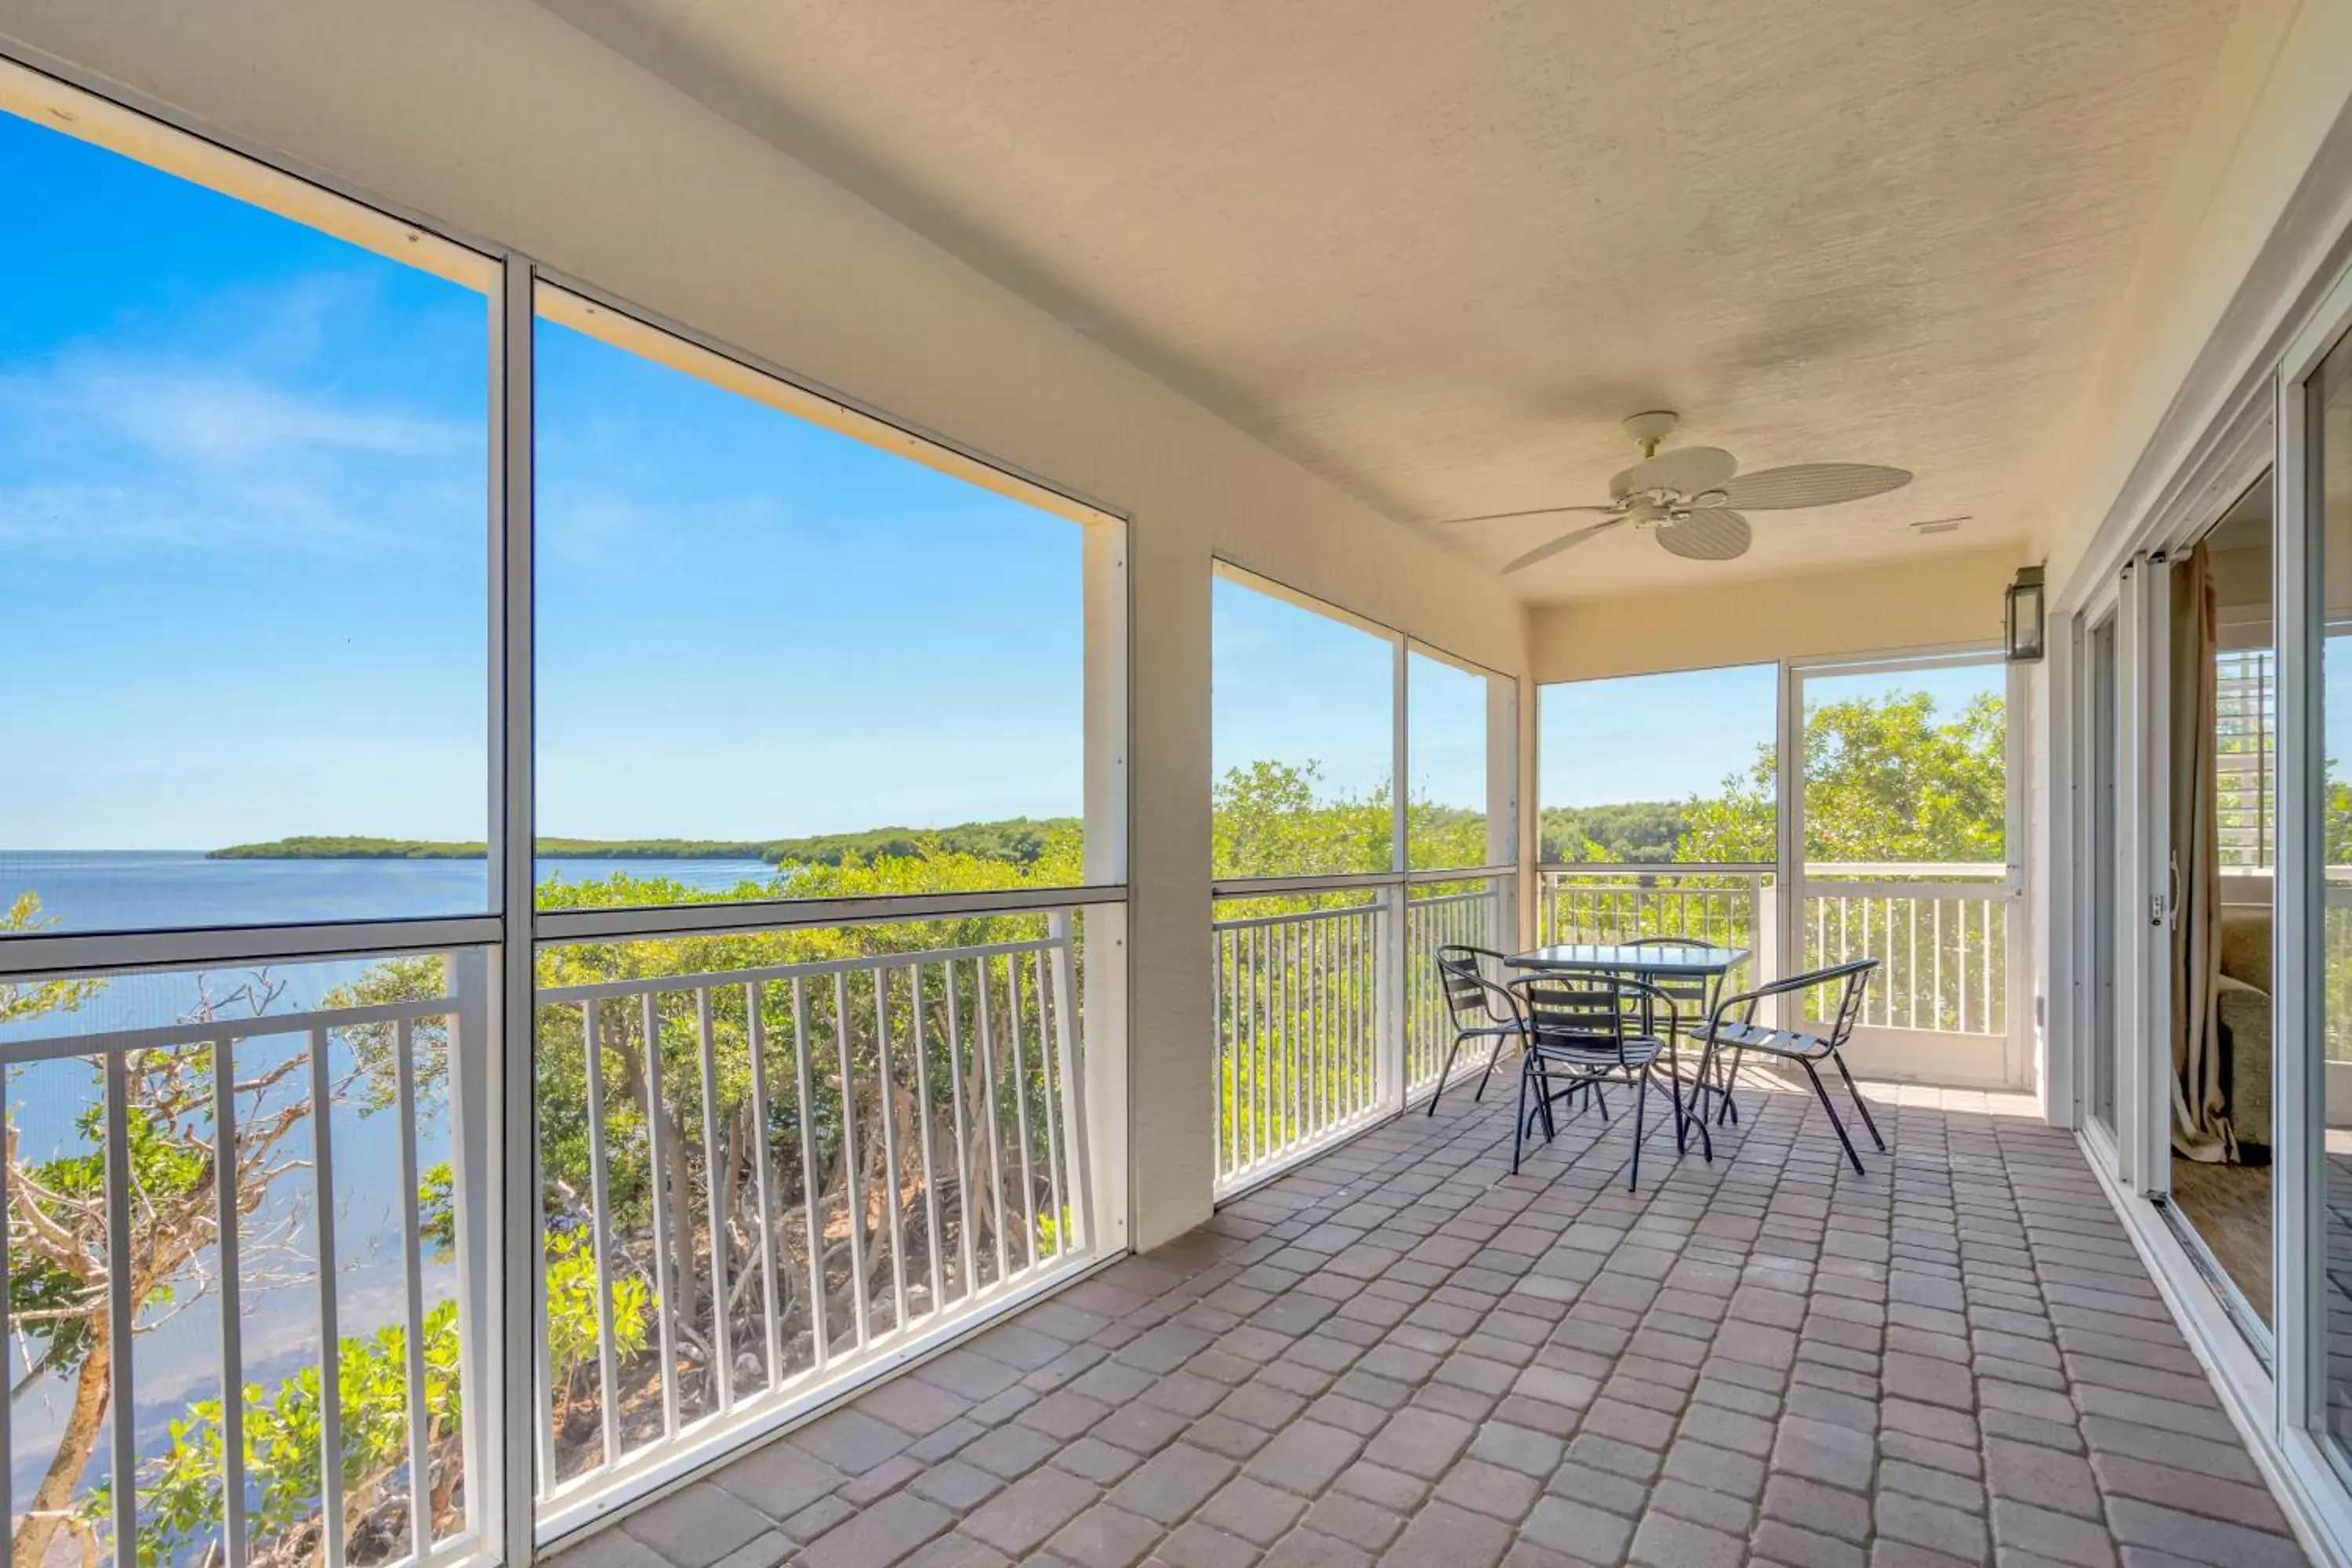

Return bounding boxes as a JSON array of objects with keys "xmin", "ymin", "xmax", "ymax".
[
  {"xmin": 2296, "ymin": 307, "xmax": 2352, "ymax": 1468},
  {"xmin": 2087, "ymin": 609, "xmax": 2124, "ymax": 1137}
]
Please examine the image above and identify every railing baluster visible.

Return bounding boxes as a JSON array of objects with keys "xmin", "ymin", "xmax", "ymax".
[
  {"xmin": 1213, "ymin": 927, "xmax": 1227, "ymax": 1180},
  {"xmin": 1934, "ymin": 898, "xmax": 1945, "ymax": 1029},
  {"xmin": 944, "ymin": 964, "xmax": 975, "ymax": 1302},
  {"xmin": 975, "ymin": 958, "xmax": 1010, "ymax": 1287},
  {"xmin": 1285, "ymin": 919, "xmax": 1299, "ymax": 1145},
  {"xmin": 1320, "ymin": 915, "xmax": 1333, "ymax": 1128},
  {"xmin": 1047, "ymin": 914, "xmax": 1091, "ymax": 1254},
  {"xmin": 394, "ymin": 1019, "xmax": 434, "ymax": 1555},
  {"xmin": 790, "ymin": 978, "xmax": 829, "ymax": 1370},
  {"xmin": 1033, "ymin": 949, "xmax": 1069, "ymax": 1261},
  {"xmin": 1958, "ymin": 902, "xmax": 1972, "ymax": 1033},
  {"xmin": 0, "ymin": 1066, "xmax": 11, "ymax": 1563},
  {"xmin": 212, "ymin": 1036, "xmax": 249, "ymax": 1568},
  {"xmin": 1981, "ymin": 898, "xmax": 1993, "ymax": 1033},
  {"xmin": 745, "ymin": 983, "xmax": 784, "ymax": 1390},
  {"xmin": 912, "ymin": 964, "xmax": 946, "ymax": 1309},
  {"xmin": 1005, "ymin": 955, "xmax": 1037, "ymax": 1274},
  {"xmin": 872, "ymin": 967, "xmax": 909, "ymax": 1327},
  {"xmin": 641, "ymin": 994, "xmax": 681, "ymax": 1436},
  {"xmin": 307, "ymin": 1027, "xmax": 348, "ymax": 1568},
  {"xmin": 831, "ymin": 971, "xmax": 870, "ymax": 1348},
  {"xmin": 581, "ymin": 1004, "xmax": 623, "ymax": 1467},
  {"xmin": 105, "ymin": 1051, "xmax": 136, "ymax": 1568},
  {"xmin": 694, "ymin": 988, "xmax": 734, "ymax": 1411},
  {"xmin": 1254, "ymin": 924, "xmax": 1267, "ymax": 1168}
]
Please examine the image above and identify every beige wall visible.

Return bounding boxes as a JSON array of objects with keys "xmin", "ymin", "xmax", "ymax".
[
  {"xmin": 0, "ymin": 0, "xmax": 1528, "ymax": 1250},
  {"xmin": 1527, "ymin": 547, "xmax": 2024, "ymax": 684},
  {"xmin": 2038, "ymin": 0, "xmax": 2352, "ymax": 597}
]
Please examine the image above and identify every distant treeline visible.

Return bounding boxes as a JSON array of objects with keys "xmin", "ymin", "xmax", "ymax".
[
  {"xmin": 1537, "ymin": 800, "xmax": 1690, "ymax": 863},
  {"xmin": 209, "ymin": 818, "xmax": 1080, "ymax": 867}
]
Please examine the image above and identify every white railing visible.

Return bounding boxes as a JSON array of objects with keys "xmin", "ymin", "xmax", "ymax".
[
  {"xmin": 1405, "ymin": 886, "xmax": 1507, "ymax": 1092},
  {"xmin": 0, "ymin": 956, "xmax": 492, "ymax": 1568},
  {"xmin": 1536, "ymin": 862, "xmax": 2013, "ymax": 1038},
  {"xmin": 1536, "ymin": 866, "xmax": 1769, "ymax": 992},
  {"xmin": 1210, "ymin": 870, "xmax": 1514, "ymax": 1195},
  {"xmin": 1211, "ymin": 901, "xmax": 1384, "ymax": 1191},
  {"xmin": 529, "ymin": 918, "xmax": 1091, "ymax": 1534},
  {"xmin": 1800, "ymin": 868, "xmax": 2009, "ymax": 1036}
]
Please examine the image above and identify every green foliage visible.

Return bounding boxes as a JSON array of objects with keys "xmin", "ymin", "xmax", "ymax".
[
  {"xmin": 207, "ymin": 819, "xmax": 1085, "ymax": 870},
  {"xmin": 543, "ymin": 1229, "xmax": 652, "ymax": 1388},
  {"xmin": 208, "ymin": 836, "xmax": 495, "ymax": 860},
  {"xmin": 763, "ymin": 818, "xmax": 1078, "ymax": 872},
  {"xmin": 1537, "ymin": 801, "xmax": 1688, "ymax": 863},
  {"xmin": 90, "ymin": 1298, "xmax": 474, "ymax": 1566},
  {"xmin": 2, "ymin": 892, "xmax": 102, "ymax": 1027},
  {"xmin": 1671, "ymin": 690, "xmax": 2005, "ymax": 866},
  {"xmin": 1211, "ymin": 760, "xmax": 1486, "ymax": 882},
  {"xmin": 10, "ymin": 1099, "xmax": 212, "ymax": 1374}
]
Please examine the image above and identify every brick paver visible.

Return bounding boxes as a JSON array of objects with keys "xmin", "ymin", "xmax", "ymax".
[{"xmin": 557, "ymin": 1077, "xmax": 2310, "ymax": 1566}]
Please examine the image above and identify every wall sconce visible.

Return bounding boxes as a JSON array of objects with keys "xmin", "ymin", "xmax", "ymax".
[{"xmin": 2005, "ymin": 564, "xmax": 2046, "ymax": 662}]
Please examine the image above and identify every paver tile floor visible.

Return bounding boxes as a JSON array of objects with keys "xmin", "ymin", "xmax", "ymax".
[{"xmin": 554, "ymin": 1070, "xmax": 2310, "ymax": 1566}]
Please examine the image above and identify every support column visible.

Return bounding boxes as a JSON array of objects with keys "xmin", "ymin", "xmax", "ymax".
[{"xmin": 1123, "ymin": 521, "xmax": 1217, "ymax": 1250}]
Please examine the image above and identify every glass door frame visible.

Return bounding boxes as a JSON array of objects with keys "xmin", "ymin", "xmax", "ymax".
[
  {"xmin": 2277, "ymin": 257, "xmax": 2352, "ymax": 1474},
  {"xmin": 2048, "ymin": 254, "xmax": 2351, "ymax": 1544},
  {"xmin": 1777, "ymin": 647, "xmax": 2029, "ymax": 1087},
  {"xmin": 2074, "ymin": 590, "xmax": 2128, "ymax": 1157}
]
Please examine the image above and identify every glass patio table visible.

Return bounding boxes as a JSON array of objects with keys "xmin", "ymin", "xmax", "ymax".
[{"xmin": 1504, "ymin": 942, "xmax": 1751, "ymax": 1121}]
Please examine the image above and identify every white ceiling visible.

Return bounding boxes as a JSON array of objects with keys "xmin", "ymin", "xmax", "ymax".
[{"xmin": 536, "ymin": 0, "xmax": 2240, "ymax": 601}]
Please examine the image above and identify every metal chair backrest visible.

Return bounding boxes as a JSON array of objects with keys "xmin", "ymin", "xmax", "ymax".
[
  {"xmin": 1512, "ymin": 971, "xmax": 1674, "ymax": 1064},
  {"xmin": 1813, "ymin": 957, "xmax": 1877, "ymax": 1047},
  {"xmin": 1436, "ymin": 945, "xmax": 1519, "ymax": 1029},
  {"xmin": 1700, "ymin": 956, "xmax": 1877, "ymax": 1045},
  {"xmin": 1623, "ymin": 935, "xmax": 1723, "ymax": 1022}
]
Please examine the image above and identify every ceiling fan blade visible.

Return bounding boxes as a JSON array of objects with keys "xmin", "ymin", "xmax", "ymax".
[
  {"xmin": 1717, "ymin": 463, "xmax": 1911, "ymax": 510},
  {"xmin": 1438, "ymin": 503, "xmax": 1621, "ymax": 527},
  {"xmin": 1655, "ymin": 509, "xmax": 1751, "ymax": 562},
  {"xmin": 1501, "ymin": 516, "xmax": 1626, "ymax": 573},
  {"xmin": 1614, "ymin": 445, "xmax": 1737, "ymax": 497}
]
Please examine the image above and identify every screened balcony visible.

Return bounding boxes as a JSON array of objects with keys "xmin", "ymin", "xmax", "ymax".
[{"xmin": 541, "ymin": 1073, "xmax": 2307, "ymax": 1568}]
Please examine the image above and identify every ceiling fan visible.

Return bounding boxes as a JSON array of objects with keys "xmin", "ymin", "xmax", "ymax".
[{"xmin": 1446, "ymin": 412, "xmax": 1914, "ymax": 572}]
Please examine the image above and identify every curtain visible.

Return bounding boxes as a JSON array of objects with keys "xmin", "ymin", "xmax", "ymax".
[{"xmin": 2171, "ymin": 543, "xmax": 2234, "ymax": 1163}]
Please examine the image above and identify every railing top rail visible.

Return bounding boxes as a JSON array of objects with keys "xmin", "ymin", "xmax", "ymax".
[
  {"xmin": 536, "ymin": 932, "xmax": 1067, "ymax": 1004},
  {"xmin": 0, "ymin": 993, "xmax": 462, "ymax": 1068},
  {"xmin": 1537, "ymin": 862, "xmax": 1771, "ymax": 877},
  {"xmin": 1213, "ymin": 870, "xmax": 1396, "ymax": 899},
  {"xmin": 1213, "ymin": 865, "xmax": 1516, "ymax": 899},
  {"xmin": 1806, "ymin": 861, "xmax": 2008, "ymax": 877},
  {"xmin": 1405, "ymin": 889, "xmax": 1494, "ymax": 906},
  {"xmin": 536, "ymin": 882, "xmax": 1124, "ymax": 946},
  {"xmin": 1538, "ymin": 860, "xmax": 2011, "ymax": 878},
  {"xmin": 1212, "ymin": 903, "xmax": 1383, "ymax": 935},
  {"xmin": 1800, "ymin": 880, "xmax": 2015, "ymax": 902}
]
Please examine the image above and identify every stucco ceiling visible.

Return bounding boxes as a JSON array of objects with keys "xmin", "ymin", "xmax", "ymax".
[{"xmin": 535, "ymin": 0, "xmax": 2240, "ymax": 602}]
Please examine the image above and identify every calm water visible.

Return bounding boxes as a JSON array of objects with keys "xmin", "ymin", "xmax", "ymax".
[
  {"xmin": 1, "ymin": 848, "xmax": 780, "ymax": 938},
  {"xmin": 0, "ymin": 849, "xmax": 775, "ymax": 1513}
]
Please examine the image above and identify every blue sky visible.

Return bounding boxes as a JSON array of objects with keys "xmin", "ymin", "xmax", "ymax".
[
  {"xmin": 1209, "ymin": 578, "xmax": 1490, "ymax": 815},
  {"xmin": 1540, "ymin": 664, "xmax": 1779, "ymax": 807},
  {"xmin": 9, "ymin": 103, "xmax": 2341, "ymax": 853},
  {"xmin": 0, "ymin": 107, "xmax": 1084, "ymax": 849},
  {"xmin": 1540, "ymin": 660, "xmax": 2007, "ymax": 809}
]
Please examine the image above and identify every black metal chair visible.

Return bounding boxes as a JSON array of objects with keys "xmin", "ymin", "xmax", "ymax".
[
  {"xmin": 1624, "ymin": 934, "xmax": 1726, "ymax": 1082},
  {"xmin": 1510, "ymin": 971, "xmax": 1686, "ymax": 1190},
  {"xmin": 1686, "ymin": 957, "xmax": 1883, "ymax": 1174},
  {"xmin": 1428, "ymin": 945, "xmax": 1530, "ymax": 1115}
]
